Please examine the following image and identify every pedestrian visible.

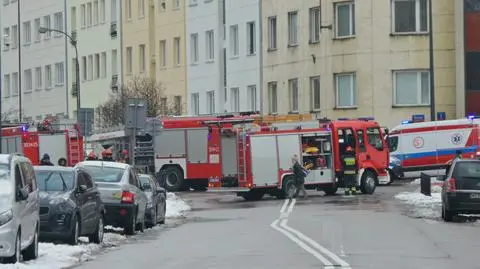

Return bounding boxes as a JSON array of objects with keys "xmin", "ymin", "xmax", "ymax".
[
  {"xmin": 342, "ymin": 146, "xmax": 357, "ymax": 195},
  {"xmin": 86, "ymin": 151, "xmax": 98, "ymax": 161},
  {"xmin": 39, "ymin": 153, "xmax": 54, "ymax": 166},
  {"xmin": 290, "ymin": 154, "xmax": 308, "ymax": 200}
]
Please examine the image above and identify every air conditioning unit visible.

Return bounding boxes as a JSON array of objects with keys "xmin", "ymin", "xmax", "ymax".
[{"xmin": 110, "ymin": 23, "xmax": 117, "ymax": 38}]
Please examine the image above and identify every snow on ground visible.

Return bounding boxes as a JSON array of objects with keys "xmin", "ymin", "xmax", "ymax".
[
  {"xmin": 409, "ymin": 177, "xmax": 445, "ymax": 186},
  {"xmin": 395, "ymin": 191, "xmax": 442, "ymax": 219},
  {"xmin": 0, "ymin": 192, "xmax": 190, "ymax": 269}
]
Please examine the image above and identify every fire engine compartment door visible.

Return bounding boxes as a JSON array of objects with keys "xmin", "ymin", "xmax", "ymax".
[
  {"xmin": 221, "ymin": 136, "xmax": 237, "ymax": 176},
  {"xmin": 250, "ymin": 135, "xmax": 279, "ymax": 186},
  {"xmin": 38, "ymin": 134, "xmax": 67, "ymax": 165},
  {"xmin": 186, "ymin": 129, "xmax": 208, "ymax": 163},
  {"xmin": 154, "ymin": 130, "xmax": 186, "ymax": 157},
  {"xmin": 1, "ymin": 136, "xmax": 21, "ymax": 154}
]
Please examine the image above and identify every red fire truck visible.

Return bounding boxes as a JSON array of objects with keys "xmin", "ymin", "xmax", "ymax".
[
  {"xmin": 208, "ymin": 117, "xmax": 391, "ymax": 200},
  {"xmin": 1, "ymin": 122, "xmax": 84, "ymax": 166}
]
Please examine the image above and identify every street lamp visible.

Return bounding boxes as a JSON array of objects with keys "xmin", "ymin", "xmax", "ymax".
[{"xmin": 38, "ymin": 27, "xmax": 81, "ymax": 123}]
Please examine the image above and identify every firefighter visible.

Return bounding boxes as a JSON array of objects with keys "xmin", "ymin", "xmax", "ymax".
[
  {"xmin": 118, "ymin": 149, "xmax": 129, "ymax": 164},
  {"xmin": 342, "ymin": 146, "xmax": 357, "ymax": 195},
  {"xmin": 39, "ymin": 154, "xmax": 54, "ymax": 166},
  {"xmin": 86, "ymin": 151, "xmax": 98, "ymax": 161},
  {"xmin": 290, "ymin": 155, "xmax": 308, "ymax": 200},
  {"xmin": 101, "ymin": 148, "xmax": 114, "ymax": 162}
]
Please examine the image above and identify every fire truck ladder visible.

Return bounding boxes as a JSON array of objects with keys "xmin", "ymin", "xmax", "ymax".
[
  {"xmin": 68, "ymin": 131, "xmax": 82, "ymax": 165},
  {"xmin": 236, "ymin": 130, "xmax": 248, "ymax": 185}
]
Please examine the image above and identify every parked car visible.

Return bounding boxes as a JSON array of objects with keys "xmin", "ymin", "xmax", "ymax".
[
  {"xmin": 75, "ymin": 161, "xmax": 148, "ymax": 235},
  {"xmin": 0, "ymin": 154, "xmax": 39, "ymax": 264},
  {"xmin": 138, "ymin": 174, "xmax": 166, "ymax": 228},
  {"xmin": 33, "ymin": 166, "xmax": 105, "ymax": 245},
  {"xmin": 441, "ymin": 159, "xmax": 480, "ymax": 222}
]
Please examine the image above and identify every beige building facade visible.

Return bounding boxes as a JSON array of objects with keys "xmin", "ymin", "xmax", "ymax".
[
  {"xmin": 262, "ymin": 0, "xmax": 458, "ymax": 128},
  {"xmin": 122, "ymin": 0, "xmax": 186, "ymax": 114}
]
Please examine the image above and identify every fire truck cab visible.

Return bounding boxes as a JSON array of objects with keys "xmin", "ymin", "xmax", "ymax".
[{"xmin": 208, "ymin": 117, "xmax": 390, "ymax": 200}]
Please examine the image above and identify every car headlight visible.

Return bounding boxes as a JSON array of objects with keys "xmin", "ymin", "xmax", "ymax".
[{"xmin": 0, "ymin": 210, "xmax": 13, "ymax": 226}]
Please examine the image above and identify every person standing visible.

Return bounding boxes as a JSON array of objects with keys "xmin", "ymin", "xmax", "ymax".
[
  {"xmin": 39, "ymin": 154, "xmax": 54, "ymax": 166},
  {"xmin": 290, "ymin": 155, "xmax": 308, "ymax": 200},
  {"xmin": 342, "ymin": 146, "xmax": 357, "ymax": 195}
]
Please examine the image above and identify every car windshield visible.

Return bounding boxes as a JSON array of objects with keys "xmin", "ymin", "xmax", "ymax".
[
  {"xmin": 82, "ymin": 166, "xmax": 124, "ymax": 183},
  {"xmin": 35, "ymin": 171, "xmax": 75, "ymax": 192},
  {"xmin": 139, "ymin": 176, "xmax": 152, "ymax": 191},
  {"xmin": 453, "ymin": 162, "xmax": 480, "ymax": 180},
  {"xmin": 387, "ymin": 136, "xmax": 399, "ymax": 152}
]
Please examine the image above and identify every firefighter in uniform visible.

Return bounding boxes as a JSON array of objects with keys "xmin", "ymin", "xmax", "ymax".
[
  {"xmin": 342, "ymin": 146, "xmax": 357, "ymax": 195},
  {"xmin": 86, "ymin": 151, "xmax": 98, "ymax": 161},
  {"xmin": 101, "ymin": 148, "xmax": 114, "ymax": 162}
]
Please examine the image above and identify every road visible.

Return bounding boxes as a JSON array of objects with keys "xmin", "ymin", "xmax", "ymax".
[{"xmin": 76, "ymin": 183, "xmax": 480, "ymax": 269}]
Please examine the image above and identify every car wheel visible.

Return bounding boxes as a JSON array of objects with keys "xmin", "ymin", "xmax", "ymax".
[
  {"xmin": 146, "ymin": 208, "xmax": 156, "ymax": 229},
  {"xmin": 164, "ymin": 166, "xmax": 185, "ymax": 192},
  {"xmin": 159, "ymin": 204, "xmax": 166, "ymax": 225},
  {"xmin": 4, "ymin": 231, "xmax": 21, "ymax": 264},
  {"xmin": 136, "ymin": 208, "xmax": 146, "ymax": 232},
  {"xmin": 68, "ymin": 217, "xmax": 80, "ymax": 245},
  {"xmin": 125, "ymin": 213, "xmax": 136, "ymax": 236},
  {"xmin": 22, "ymin": 224, "xmax": 39, "ymax": 261},
  {"xmin": 89, "ymin": 215, "xmax": 104, "ymax": 244}
]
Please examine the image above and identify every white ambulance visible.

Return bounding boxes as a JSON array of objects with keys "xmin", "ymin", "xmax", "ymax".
[{"xmin": 386, "ymin": 117, "xmax": 480, "ymax": 179}]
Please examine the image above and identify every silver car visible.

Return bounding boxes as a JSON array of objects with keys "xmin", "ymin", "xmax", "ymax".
[
  {"xmin": 75, "ymin": 161, "xmax": 148, "ymax": 235},
  {"xmin": 0, "ymin": 154, "xmax": 39, "ymax": 264}
]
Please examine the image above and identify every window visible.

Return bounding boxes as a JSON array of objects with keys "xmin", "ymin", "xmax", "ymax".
[
  {"xmin": 12, "ymin": 72, "xmax": 18, "ymax": 95},
  {"xmin": 159, "ymin": 40, "xmax": 166, "ymax": 66},
  {"xmin": 174, "ymin": 0, "xmax": 180, "ymax": 9},
  {"xmin": 335, "ymin": 73, "xmax": 356, "ymax": 108},
  {"xmin": 94, "ymin": 53, "xmax": 100, "ymax": 78},
  {"xmin": 81, "ymin": 4, "xmax": 86, "ymax": 27},
  {"xmin": 126, "ymin": 0, "xmax": 132, "ymax": 19},
  {"xmin": 3, "ymin": 0, "xmax": 8, "ymax": 6},
  {"xmin": 366, "ymin": 128, "xmax": 382, "ymax": 148},
  {"xmin": 267, "ymin": 16, "xmax": 277, "ymax": 50},
  {"xmin": 191, "ymin": 93, "xmax": 199, "ymax": 115},
  {"xmin": 4, "ymin": 74, "xmax": 10, "ymax": 97},
  {"xmin": 87, "ymin": 3, "xmax": 92, "ymax": 26},
  {"xmin": 247, "ymin": 85, "xmax": 257, "ymax": 111},
  {"xmin": 174, "ymin": 96, "xmax": 182, "ymax": 115},
  {"xmin": 230, "ymin": 87, "xmax": 239, "ymax": 112},
  {"xmin": 3, "ymin": 28, "xmax": 9, "ymax": 50},
  {"xmin": 126, "ymin": 46, "xmax": 133, "ymax": 73},
  {"xmin": 335, "ymin": 1, "xmax": 355, "ymax": 37},
  {"xmin": 93, "ymin": 1, "xmax": 99, "ymax": 25},
  {"xmin": 53, "ymin": 12, "xmax": 63, "ymax": 37},
  {"xmin": 309, "ymin": 7, "xmax": 321, "ymax": 43},
  {"xmin": 81, "ymin": 56, "xmax": 87, "ymax": 80},
  {"xmin": 24, "ymin": 69, "xmax": 32, "ymax": 92},
  {"xmin": 139, "ymin": 0, "xmax": 145, "ymax": 18},
  {"xmin": 246, "ymin": 22, "xmax": 255, "ymax": 55},
  {"xmin": 111, "ymin": 49, "xmax": 118, "ymax": 75},
  {"xmin": 35, "ymin": 67, "xmax": 42, "ymax": 89},
  {"xmin": 288, "ymin": 79, "xmax": 299, "ymax": 112},
  {"xmin": 268, "ymin": 82, "xmax": 277, "ymax": 114},
  {"xmin": 205, "ymin": 30, "xmax": 214, "ymax": 61},
  {"xmin": 139, "ymin": 44, "xmax": 146, "ymax": 72},
  {"xmin": 160, "ymin": 98, "xmax": 167, "ymax": 114},
  {"xmin": 111, "ymin": 0, "xmax": 117, "ymax": 22},
  {"xmin": 357, "ymin": 129, "xmax": 366, "ymax": 151},
  {"xmin": 159, "ymin": 0, "xmax": 166, "ymax": 12},
  {"xmin": 43, "ymin": 16, "xmax": 51, "ymax": 39},
  {"xmin": 288, "ymin": 11, "xmax": 298, "ymax": 45},
  {"xmin": 392, "ymin": 0, "xmax": 428, "ymax": 33},
  {"xmin": 55, "ymin": 62, "xmax": 64, "ymax": 85},
  {"xmin": 33, "ymin": 19, "xmax": 41, "ymax": 42},
  {"xmin": 174, "ymin": 37, "xmax": 181, "ymax": 66},
  {"xmin": 88, "ymin": 55, "xmax": 93, "ymax": 80},
  {"xmin": 190, "ymin": 0, "xmax": 197, "ymax": 6},
  {"xmin": 229, "ymin": 25, "xmax": 238, "ymax": 57},
  {"xmin": 11, "ymin": 25, "xmax": 18, "ymax": 48},
  {"xmin": 393, "ymin": 70, "xmax": 430, "ymax": 106},
  {"xmin": 23, "ymin": 21, "xmax": 31, "ymax": 45},
  {"xmin": 190, "ymin": 34, "xmax": 199, "ymax": 64},
  {"xmin": 101, "ymin": 52, "xmax": 106, "ymax": 77},
  {"xmin": 71, "ymin": 7, "xmax": 77, "ymax": 30},
  {"xmin": 310, "ymin": 76, "xmax": 320, "ymax": 110},
  {"xmin": 100, "ymin": 0, "xmax": 105, "ymax": 22},
  {"xmin": 207, "ymin": 91, "xmax": 215, "ymax": 114}
]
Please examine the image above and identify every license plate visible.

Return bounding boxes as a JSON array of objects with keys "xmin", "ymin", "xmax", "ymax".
[{"xmin": 470, "ymin": 193, "xmax": 480, "ymax": 199}]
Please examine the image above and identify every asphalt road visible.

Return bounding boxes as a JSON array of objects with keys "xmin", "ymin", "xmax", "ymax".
[{"xmin": 76, "ymin": 183, "xmax": 480, "ymax": 269}]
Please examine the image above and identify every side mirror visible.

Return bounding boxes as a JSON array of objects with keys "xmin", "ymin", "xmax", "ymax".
[
  {"xmin": 17, "ymin": 188, "xmax": 28, "ymax": 201},
  {"xmin": 78, "ymin": 185, "xmax": 88, "ymax": 192}
]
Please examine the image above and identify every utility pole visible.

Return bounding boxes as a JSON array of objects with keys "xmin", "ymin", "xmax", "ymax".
[
  {"xmin": 17, "ymin": 0, "xmax": 22, "ymax": 121},
  {"xmin": 428, "ymin": 0, "xmax": 436, "ymax": 121}
]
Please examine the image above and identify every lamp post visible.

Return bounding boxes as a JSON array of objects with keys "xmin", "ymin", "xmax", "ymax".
[
  {"xmin": 38, "ymin": 27, "xmax": 80, "ymax": 122},
  {"xmin": 428, "ymin": 0, "xmax": 436, "ymax": 121}
]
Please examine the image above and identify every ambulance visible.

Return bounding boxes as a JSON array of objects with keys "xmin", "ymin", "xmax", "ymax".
[{"xmin": 387, "ymin": 116, "xmax": 480, "ymax": 179}]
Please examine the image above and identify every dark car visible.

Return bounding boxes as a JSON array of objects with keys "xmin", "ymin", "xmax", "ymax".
[
  {"xmin": 34, "ymin": 166, "xmax": 105, "ymax": 245},
  {"xmin": 441, "ymin": 159, "xmax": 480, "ymax": 222},
  {"xmin": 138, "ymin": 174, "xmax": 166, "ymax": 228}
]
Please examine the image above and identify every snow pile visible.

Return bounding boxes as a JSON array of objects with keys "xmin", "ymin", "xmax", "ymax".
[
  {"xmin": 409, "ymin": 177, "xmax": 444, "ymax": 186},
  {"xmin": 166, "ymin": 192, "xmax": 191, "ymax": 218},
  {"xmin": 395, "ymin": 191, "xmax": 442, "ymax": 219}
]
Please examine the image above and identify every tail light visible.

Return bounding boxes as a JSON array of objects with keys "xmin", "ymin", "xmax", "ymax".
[
  {"xmin": 446, "ymin": 178, "xmax": 456, "ymax": 192},
  {"xmin": 121, "ymin": 191, "xmax": 135, "ymax": 203}
]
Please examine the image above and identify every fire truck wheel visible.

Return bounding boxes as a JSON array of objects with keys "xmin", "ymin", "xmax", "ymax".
[
  {"xmin": 164, "ymin": 166, "xmax": 185, "ymax": 192},
  {"xmin": 282, "ymin": 176, "xmax": 296, "ymax": 198},
  {"xmin": 241, "ymin": 190, "xmax": 264, "ymax": 201},
  {"xmin": 323, "ymin": 184, "xmax": 338, "ymax": 195},
  {"xmin": 360, "ymin": 170, "xmax": 377, "ymax": 195}
]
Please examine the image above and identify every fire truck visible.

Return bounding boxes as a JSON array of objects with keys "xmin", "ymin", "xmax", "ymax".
[
  {"xmin": 208, "ymin": 117, "xmax": 391, "ymax": 200},
  {"xmin": 1, "ymin": 121, "xmax": 84, "ymax": 166},
  {"xmin": 87, "ymin": 113, "xmax": 314, "ymax": 192}
]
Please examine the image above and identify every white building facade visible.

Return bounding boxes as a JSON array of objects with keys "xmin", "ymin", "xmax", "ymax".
[
  {"xmin": 66, "ymin": 0, "xmax": 122, "ymax": 119},
  {"xmin": 224, "ymin": 0, "xmax": 261, "ymax": 113},
  {"xmin": 1, "ymin": 0, "xmax": 68, "ymax": 122},
  {"xmin": 186, "ymin": 0, "xmax": 225, "ymax": 115}
]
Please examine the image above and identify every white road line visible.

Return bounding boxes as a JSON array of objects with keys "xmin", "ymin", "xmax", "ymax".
[
  {"xmin": 270, "ymin": 219, "xmax": 335, "ymax": 268},
  {"xmin": 287, "ymin": 198, "xmax": 296, "ymax": 213},
  {"xmin": 280, "ymin": 199, "xmax": 289, "ymax": 213},
  {"xmin": 280, "ymin": 219, "xmax": 351, "ymax": 268}
]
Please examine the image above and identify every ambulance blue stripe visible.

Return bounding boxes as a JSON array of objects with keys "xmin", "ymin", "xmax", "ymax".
[{"xmin": 391, "ymin": 146, "xmax": 478, "ymax": 161}]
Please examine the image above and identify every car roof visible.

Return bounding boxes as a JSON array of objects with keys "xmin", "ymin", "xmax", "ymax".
[
  {"xmin": 33, "ymin": 166, "xmax": 75, "ymax": 172},
  {"xmin": 76, "ymin": 161, "xmax": 130, "ymax": 169},
  {"xmin": 0, "ymin": 154, "xmax": 30, "ymax": 165},
  {"xmin": 454, "ymin": 159, "xmax": 480, "ymax": 164}
]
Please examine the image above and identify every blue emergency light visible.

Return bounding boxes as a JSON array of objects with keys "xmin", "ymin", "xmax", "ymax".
[
  {"xmin": 21, "ymin": 125, "xmax": 28, "ymax": 132},
  {"xmin": 467, "ymin": 115, "xmax": 480, "ymax": 120},
  {"xmin": 401, "ymin": 120, "xmax": 412, "ymax": 124}
]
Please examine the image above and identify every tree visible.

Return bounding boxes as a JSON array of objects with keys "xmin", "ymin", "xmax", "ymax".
[
  {"xmin": 0, "ymin": 108, "xmax": 21, "ymax": 123},
  {"xmin": 96, "ymin": 76, "xmax": 183, "ymax": 129}
]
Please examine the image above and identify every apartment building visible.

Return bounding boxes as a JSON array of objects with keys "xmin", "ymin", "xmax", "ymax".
[
  {"xmin": 67, "ymin": 0, "xmax": 123, "ymax": 118},
  {"xmin": 1, "ymin": 0, "xmax": 68, "ymax": 122},
  {"xmin": 262, "ymin": 0, "xmax": 457, "ymax": 128},
  {"xmin": 155, "ymin": 0, "xmax": 187, "ymax": 114},
  {"xmin": 186, "ymin": 0, "xmax": 225, "ymax": 114}
]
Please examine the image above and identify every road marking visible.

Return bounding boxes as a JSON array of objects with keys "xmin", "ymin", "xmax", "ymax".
[
  {"xmin": 287, "ymin": 198, "xmax": 296, "ymax": 214},
  {"xmin": 280, "ymin": 199, "xmax": 289, "ymax": 213}
]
